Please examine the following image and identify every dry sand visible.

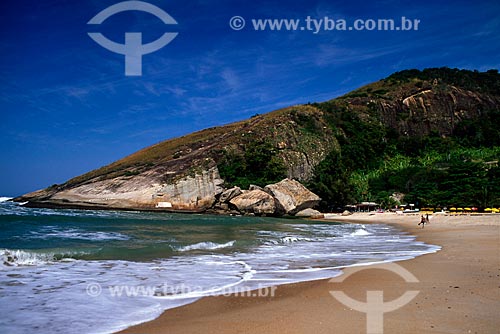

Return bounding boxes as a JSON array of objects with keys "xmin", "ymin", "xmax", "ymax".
[{"xmin": 119, "ymin": 213, "xmax": 500, "ymax": 334}]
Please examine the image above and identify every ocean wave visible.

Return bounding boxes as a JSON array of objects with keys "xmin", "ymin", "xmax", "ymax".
[
  {"xmin": 0, "ymin": 197, "xmax": 13, "ymax": 203},
  {"xmin": 282, "ymin": 236, "xmax": 313, "ymax": 243},
  {"xmin": 176, "ymin": 240, "xmax": 236, "ymax": 252},
  {"xmin": 350, "ymin": 228, "xmax": 372, "ymax": 236},
  {"xmin": 1, "ymin": 249, "xmax": 86, "ymax": 267},
  {"xmin": 28, "ymin": 228, "xmax": 130, "ymax": 241},
  {"xmin": 265, "ymin": 236, "xmax": 313, "ymax": 245}
]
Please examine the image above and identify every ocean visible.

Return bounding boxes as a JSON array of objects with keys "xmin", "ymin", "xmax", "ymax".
[{"xmin": 0, "ymin": 198, "xmax": 440, "ymax": 334}]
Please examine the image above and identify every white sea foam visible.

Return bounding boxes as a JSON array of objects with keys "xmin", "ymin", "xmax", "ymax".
[
  {"xmin": 0, "ymin": 249, "xmax": 87, "ymax": 267},
  {"xmin": 0, "ymin": 196, "xmax": 13, "ymax": 202},
  {"xmin": 177, "ymin": 240, "xmax": 236, "ymax": 252},
  {"xmin": 1, "ymin": 249, "xmax": 55, "ymax": 266},
  {"xmin": 281, "ymin": 236, "xmax": 309, "ymax": 243},
  {"xmin": 350, "ymin": 228, "xmax": 372, "ymax": 236},
  {"xmin": 269, "ymin": 236, "xmax": 313, "ymax": 244}
]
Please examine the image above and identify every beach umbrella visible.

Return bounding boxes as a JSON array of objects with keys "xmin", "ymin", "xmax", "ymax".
[
  {"xmin": 464, "ymin": 207, "xmax": 471, "ymax": 211},
  {"xmin": 457, "ymin": 208, "xmax": 464, "ymax": 211},
  {"xmin": 472, "ymin": 207, "xmax": 478, "ymax": 211},
  {"xmin": 450, "ymin": 207, "xmax": 457, "ymax": 211},
  {"xmin": 493, "ymin": 208, "xmax": 500, "ymax": 213},
  {"xmin": 485, "ymin": 208, "xmax": 492, "ymax": 212}
]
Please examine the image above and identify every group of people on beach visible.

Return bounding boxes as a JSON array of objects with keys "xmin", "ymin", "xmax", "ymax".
[{"xmin": 418, "ymin": 214, "xmax": 430, "ymax": 228}]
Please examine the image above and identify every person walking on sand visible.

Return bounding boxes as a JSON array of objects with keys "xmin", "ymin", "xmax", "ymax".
[{"xmin": 418, "ymin": 215, "xmax": 426, "ymax": 228}]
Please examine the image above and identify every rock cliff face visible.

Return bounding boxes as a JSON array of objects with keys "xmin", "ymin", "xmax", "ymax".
[
  {"xmin": 377, "ymin": 85, "xmax": 500, "ymax": 137},
  {"xmin": 16, "ymin": 68, "xmax": 500, "ymax": 212},
  {"xmin": 153, "ymin": 167, "xmax": 224, "ymax": 210},
  {"xmin": 21, "ymin": 167, "xmax": 224, "ymax": 211}
]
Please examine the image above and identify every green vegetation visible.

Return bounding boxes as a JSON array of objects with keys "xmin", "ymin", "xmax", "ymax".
[
  {"xmin": 386, "ymin": 67, "xmax": 500, "ymax": 95},
  {"xmin": 351, "ymin": 148, "xmax": 500, "ymax": 208},
  {"xmin": 218, "ymin": 140, "xmax": 287, "ymax": 189},
  {"xmin": 310, "ymin": 145, "xmax": 500, "ymax": 211},
  {"xmin": 307, "ymin": 151, "xmax": 354, "ymax": 210},
  {"xmin": 307, "ymin": 105, "xmax": 500, "ymax": 210},
  {"xmin": 454, "ymin": 110, "xmax": 500, "ymax": 147}
]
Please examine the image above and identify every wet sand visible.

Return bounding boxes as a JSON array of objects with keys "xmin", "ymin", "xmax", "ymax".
[{"xmin": 119, "ymin": 213, "xmax": 500, "ymax": 334}]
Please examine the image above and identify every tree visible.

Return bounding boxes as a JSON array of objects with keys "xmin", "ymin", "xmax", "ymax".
[
  {"xmin": 218, "ymin": 141, "xmax": 287, "ymax": 189},
  {"xmin": 308, "ymin": 151, "xmax": 353, "ymax": 210}
]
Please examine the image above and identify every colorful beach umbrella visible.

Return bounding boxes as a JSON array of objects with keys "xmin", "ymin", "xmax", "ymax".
[
  {"xmin": 485, "ymin": 208, "xmax": 492, "ymax": 212},
  {"xmin": 450, "ymin": 207, "xmax": 457, "ymax": 211},
  {"xmin": 457, "ymin": 208, "xmax": 464, "ymax": 211},
  {"xmin": 464, "ymin": 208, "xmax": 471, "ymax": 211}
]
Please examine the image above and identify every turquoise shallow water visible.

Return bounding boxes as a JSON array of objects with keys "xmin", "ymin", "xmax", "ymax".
[{"xmin": 0, "ymin": 199, "xmax": 440, "ymax": 334}]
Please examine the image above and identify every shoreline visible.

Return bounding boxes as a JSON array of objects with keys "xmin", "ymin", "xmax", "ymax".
[{"xmin": 118, "ymin": 213, "xmax": 500, "ymax": 334}]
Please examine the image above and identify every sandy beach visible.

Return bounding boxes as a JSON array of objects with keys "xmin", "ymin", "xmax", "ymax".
[{"xmin": 119, "ymin": 213, "xmax": 500, "ymax": 334}]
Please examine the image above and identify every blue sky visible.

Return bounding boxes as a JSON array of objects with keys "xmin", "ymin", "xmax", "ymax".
[{"xmin": 1, "ymin": 0, "xmax": 499, "ymax": 196}]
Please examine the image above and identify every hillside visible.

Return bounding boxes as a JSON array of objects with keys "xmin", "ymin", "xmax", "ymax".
[{"xmin": 16, "ymin": 67, "xmax": 500, "ymax": 211}]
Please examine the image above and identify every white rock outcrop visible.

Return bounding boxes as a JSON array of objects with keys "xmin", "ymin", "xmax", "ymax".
[{"xmin": 156, "ymin": 167, "xmax": 224, "ymax": 210}]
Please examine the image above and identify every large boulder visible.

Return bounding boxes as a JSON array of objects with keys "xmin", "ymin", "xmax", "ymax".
[
  {"xmin": 218, "ymin": 186, "xmax": 242, "ymax": 203},
  {"xmin": 229, "ymin": 190, "xmax": 276, "ymax": 215},
  {"xmin": 341, "ymin": 210, "xmax": 353, "ymax": 216},
  {"xmin": 295, "ymin": 208, "xmax": 323, "ymax": 218},
  {"xmin": 264, "ymin": 178, "xmax": 320, "ymax": 215}
]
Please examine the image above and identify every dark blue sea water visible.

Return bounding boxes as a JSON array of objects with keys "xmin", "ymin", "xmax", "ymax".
[{"xmin": 0, "ymin": 198, "xmax": 440, "ymax": 334}]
